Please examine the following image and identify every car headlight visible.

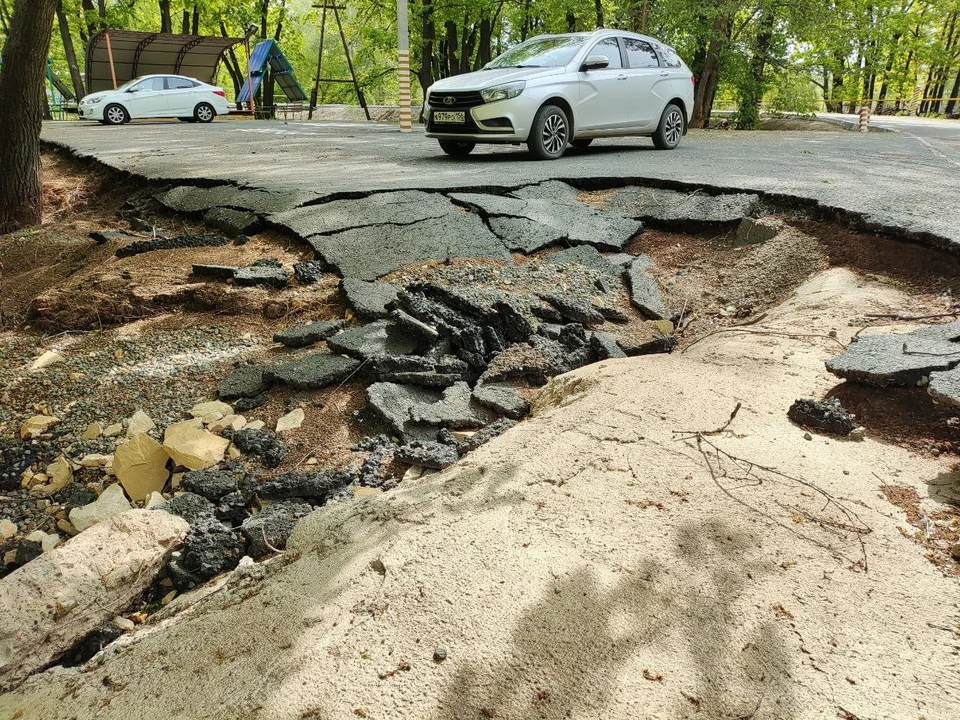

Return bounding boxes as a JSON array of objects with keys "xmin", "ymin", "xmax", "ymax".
[
  {"xmin": 88, "ymin": 96, "xmax": 104, "ymax": 104},
  {"xmin": 481, "ymin": 81, "xmax": 525, "ymax": 104}
]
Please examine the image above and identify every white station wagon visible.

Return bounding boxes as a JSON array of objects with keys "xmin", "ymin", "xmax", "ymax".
[
  {"xmin": 425, "ymin": 30, "xmax": 695, "ymax": 160},
  {"xmin": 78, "ymin": 74, "xmax": 231, "ymax": 125}
]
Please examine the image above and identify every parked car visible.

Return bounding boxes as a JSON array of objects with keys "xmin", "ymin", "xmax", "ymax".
[
  {"xmin": 78, "ymin": 75, "xmax": 230, "ymax": 125},
  {"xmin": 425, "ymin": 30, "xmax": 694, "ymax": 160}
]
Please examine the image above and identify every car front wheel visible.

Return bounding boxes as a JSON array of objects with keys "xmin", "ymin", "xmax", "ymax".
[
  {"xmin": 653, "ymin": 103, "xmax": 684, "ymax": 150},
  {"xmin": 194, "ymin": 103, "xmax": 216, "ymax": 123},
  {"xmin": 438, "ymin": 140, "xmax": 476, "ymax": 157},
  {"xmin": 103, "ymin": 104, "xmax": 128, "ymax": 126},
  {"xmin": 528, "ymin": 104, "xmax": 569, "ymax": 160}
]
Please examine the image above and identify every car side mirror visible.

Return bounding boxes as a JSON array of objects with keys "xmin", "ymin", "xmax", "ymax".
[{"xmin": 582, "ymin": 55, "xmax": 610, "ymax": 71}]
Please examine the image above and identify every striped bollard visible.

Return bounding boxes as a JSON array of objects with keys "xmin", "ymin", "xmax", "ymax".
[
  {"xmin": 859, "ymin": 105, "xmax": 869, "ymax": 132},
  {"xmin": 397, "ymin": 0, "xmax": 412, "ymax": 132}
]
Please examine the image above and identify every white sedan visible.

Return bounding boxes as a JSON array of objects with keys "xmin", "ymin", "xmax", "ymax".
[{"xmin": 78, "ymin": 74, "xmax": 231, "ymax": 125}]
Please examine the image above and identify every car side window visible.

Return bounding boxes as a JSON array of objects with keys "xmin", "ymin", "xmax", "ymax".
[
  {"xmin": 135, "ymin": 78, "xmax": 164, "ymax": 92},
  {"xmin": 166, "ymin": 77, "xmax": 196, "ymax": 90},
  {"xmin": 588, "ymin": 38, "xmax": 623, "ymax": 69},
  {"xmin": 657, "ymin": 44, "xmax": 684, "ymax": 68},
  {"xmin": 624, "ymin": 39, "xmax": 660, "ymax": 69}
]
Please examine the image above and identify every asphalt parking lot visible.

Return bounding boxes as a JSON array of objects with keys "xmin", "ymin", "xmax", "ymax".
[{"xmin": 42, "ymin": 119, "xmax": 960, "ymax": 248}]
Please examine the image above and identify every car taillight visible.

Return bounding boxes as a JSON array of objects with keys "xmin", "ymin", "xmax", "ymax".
[
  {"xmin": 691, "ymin": 76, "xmax": 696, "ymax": 87},
  {"xmin": 213, "ymin": 89, "xmax": 226, "ymax": 97}
]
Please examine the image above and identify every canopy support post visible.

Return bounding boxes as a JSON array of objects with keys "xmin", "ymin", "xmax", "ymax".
[{"xmin": 104, "ymin": 31, "xmax": 117, "ymax": 89}]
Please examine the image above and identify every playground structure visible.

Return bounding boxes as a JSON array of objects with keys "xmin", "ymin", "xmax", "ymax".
[{"xmin": 237, "ymin": 40, "xmax": 308, "ymax": 116}]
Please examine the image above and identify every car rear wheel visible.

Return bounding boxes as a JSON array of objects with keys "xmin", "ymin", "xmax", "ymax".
[
  {"xmin": 103, "ymin": 104, "xmax": 128, "ymax": 126},
  {"xmin": 571, "ymin": 139, "xmax": 593, "ymax": 149},
  {"xmin": 438, "ymin": 140, "xmax": 476, "ymax": 157},
  {"xmin": 528, "ymin": 104, "xmax": 569, "ymax": 160},
  {"xmin": 194, "ymin": 103, "xmax": 216, "ymax": 123},
  {"xmin": 653, "ymin": 103, "xmax": 684, "ymax": 150}
]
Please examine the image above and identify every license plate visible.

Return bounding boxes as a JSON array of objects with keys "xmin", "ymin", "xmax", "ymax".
[{"xmin": 434, "ymin": 111, "xmax": 465, "ymax": 123}]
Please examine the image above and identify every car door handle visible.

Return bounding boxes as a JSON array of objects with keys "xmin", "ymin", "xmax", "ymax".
[
  {"xmin": 617, "ymin": 74, "xmax": 628, "ymax": 81},
  {"xmin": 659, "ymin": 71, "xmax": 669, "ymax": 77}
]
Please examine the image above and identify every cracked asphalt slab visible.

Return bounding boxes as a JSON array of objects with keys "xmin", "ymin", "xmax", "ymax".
[{"xmin": 42, "ymin": 119, "xmax": 960, "ymax": 250}]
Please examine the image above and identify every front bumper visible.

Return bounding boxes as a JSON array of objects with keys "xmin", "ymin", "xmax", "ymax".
[
  {"xmin": 79, "ymin": 104, "xmax": 104, "ymax": 121},
  {"xmin": 425, "ymin": 92, "xmax": 538, "ymax": 142}
]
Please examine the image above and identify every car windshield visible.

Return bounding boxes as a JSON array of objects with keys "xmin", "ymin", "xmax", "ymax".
[
  {"xmin": 115, "ymin": 78, "xmax": 142, "ymax": 91},
  {"xmin": 487, "ymin": 36, "xmax": 586, "ymax": 69}
]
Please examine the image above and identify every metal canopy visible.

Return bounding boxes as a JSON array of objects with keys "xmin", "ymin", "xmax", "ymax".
[{"xmin": 85, "ymin": 29, "xmax": 243, "ymax": 94}]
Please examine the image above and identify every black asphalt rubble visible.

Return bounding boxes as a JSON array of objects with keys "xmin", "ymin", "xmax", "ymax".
[
  {"xmin": 788, "ymin": 398, "xmax": 858, "ymax": 436},
  {"xmin": 826, "ymin": 321, "xmax": 960, "ymax": 408},
  {"xmin": 274, "ymin": 320, "xmax": 345, "ymax": 348}
]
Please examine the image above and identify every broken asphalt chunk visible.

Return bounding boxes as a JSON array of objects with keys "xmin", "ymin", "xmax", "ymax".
[
  {"xmin": 625, "ymin": 255, "xmax": 667, "ymax": 320},
  {"xmin": 340, "ymin": 278, "xmax": 401, "ymax": 319},
  {"xmin": 393, "ymin": 441, "xmax": 459, "ymax": 469},
  {"xmin": 787, "ymin": 398, "xmax": 857, "ymax": 436},
  {"xmin": 326, "ymin": 320, "xmax": 420, "ymax": 361},
  {"xmin": 273, "ymin": 320, "xmax": 345, "ymax": 348},
  {"xmin": 264, "ymin": 353, "xmax": 360, "ymax": 390}
]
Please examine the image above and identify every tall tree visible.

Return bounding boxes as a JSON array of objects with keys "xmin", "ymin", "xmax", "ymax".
[
  {"xmin": 56, "ymin": 0, "xmax": 86, "ymax": 99},
  {"xmin": 0, "ymin": 0, "xmax": 60, "ymax": 233}
]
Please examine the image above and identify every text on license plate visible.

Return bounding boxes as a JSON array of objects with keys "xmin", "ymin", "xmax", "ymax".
[{"xmin": 434, "ymin": 111, "xmax": 465, "ymax": 123}]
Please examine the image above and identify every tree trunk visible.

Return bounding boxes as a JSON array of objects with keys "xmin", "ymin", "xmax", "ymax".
[
  {"xmin": 566, "ymin": 12, "xmax": 576, "ymax": 33},
  {"xmin": 0, "ymin": 0, "xmax": 60, "ymax": 233},
  {"xmin": 735, "ymin": 8, "xmax": 774, "ymax": 130},
  {"xmin": 417, "ymin": 0, "xmax": 436, "ymax": 97},
  {"xmin": 159, "ymin": 0, "xmax": 172, "ymax": 33},
  {"xmin": 691, "ymin": 14, "xmax": 731, "ymax": 128},
  {"xmin": 220, "ymin": 21, "xmax": 244, "ymax": 109},
  {"xmin": 80, "ymin": 0, "xmax": 97, "ymax": 37},
  {"xmin": 594, "ymin": 0, "xmax": 604, "ymax": 28},
  {"xmin": 56, "ymin": 0, "xmax": 86, "ymax": 99},
  {"xmin": 945, "ymin": 70, "xmax": 960, "ymax": 115},
  {"xmin": 181, "ymin": 10, "xmax": 189, "ymax": 34},
  {"xmin": 192, "ymin": 4, "xmax": 199, "ymax": 35},
  {"xmin": 475, "ymin": 17, "xmax": 492, "ymax": 70}
]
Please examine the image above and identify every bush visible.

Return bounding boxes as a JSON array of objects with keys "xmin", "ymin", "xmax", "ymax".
[{"xmin": 765, "ymin": 73, "xmax": 820, "ymax": 116}]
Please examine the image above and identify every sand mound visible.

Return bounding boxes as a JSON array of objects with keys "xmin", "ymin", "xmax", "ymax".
[{"xmin": 2, "ymin": 269, "xmax": 958, "ymax": 720}]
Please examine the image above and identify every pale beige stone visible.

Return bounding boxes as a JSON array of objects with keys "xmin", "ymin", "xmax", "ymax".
[
  {"xmin": 189, "ymin": 401, "xmax": 233, "ymax": 420},
  {"xmin": 24, "ymin": 530, "xmax": 59, "ymax": 553},
  {"xmin": 162, "ymin": 421, "xmax": 229, "ymax": 471},
  {"xmin": 80, "ymin": 423, "xmax": 103, "ymax": 440},
  {"xmin": 103, "ymin": 423, "xmax": 123, "ymax": 438},
  {"xmin": 68, "ymin": 484, "xmax": 132, "ymax": 532},
  {"xmin": 276, "ymin": 408, "xmax": 305, "ymax": 433},
  {"xmin": 126, "ymin": 410, "xmax": 156, "ymax": 437},
  {"xmin": 145, "ymin": 492, "xmax": 166, "ymax": 509},
  {"xmin": 30, "ymin": 350, "xmax": 64, "ymax": 370},
  {"xmin": 0, "ymin": 510, "xmax": 188, "ymax": 692},
  {"xmin": 114, "ymin": 434, "xmax": 169, "ymax": 502},
  {"xmin": 243, "ymin": 420, "xmax": 265, "ymax": 431},
  {"xmin": 79, "ymin": 453, "xmax": 112, "ymax": 468},
  {"xmin": 0, "ymin": 520, "xmax": 16, "ymax": 540},
  {"xmin": 19, "ymin": 415, "xmax": 58, "ymax": 439},
  {"xmin": 30, "ymin": 457, "xmax": 73, "ymax": 497}
]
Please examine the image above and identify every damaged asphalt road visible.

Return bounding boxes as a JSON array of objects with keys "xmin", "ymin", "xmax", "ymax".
[{"xmin": 41, "ymin": 120, "xmax": 960, "ymax": 250}]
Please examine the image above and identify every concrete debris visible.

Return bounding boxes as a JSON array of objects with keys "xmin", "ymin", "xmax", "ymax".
[
  {"xmin": 624, "ymin": 255, "xmax": 667, "ymax": 320},
  {"xmin": 788, "ymin": 398, "xmax": 857, "ymax": 436},
  {"xmin": 293, "ymin": 260, "xmax": 326, "ymax": 285},
  {"xmin": 825, "ymin": 321, "xmax": 960, "ymax": 388},
  {"xmin": 115, "ymin": 233, "xmax": 231, "ymax": 258},
  {"xmin": 928, "ymin": 366, "xmax": 960, "ymax": 410},
  {"xmin": 393, "ymin": 441, "xmax": 459, "ymax": 469},
  {"xmin": 273, "ymin": 320, "xmax": 345, "ymax": 348},
  {"xmin": 264, "ymin": 353, "xmax": 360, "ymax": 390},
  {"xmin": 114, "ymin": 433, "xmax": 170, "ymax": 502},
  {"xmin": 68, "ymin": 484, "xmax": 133, "ymax": 532},
  {"xmin": 450, "ymin": 191, "xmax": 642, "ymax": 252},
  {"xmin": 545, "ymin": 245, "xmax": 621, "ymax": 277},
  {"xmin": 126, "ymin": 409, "xmax": 157, "ymax": 437},
  {"xmin": 181, "ymin": 469, "xmax": 242, "ymax": 501},
  {"xmin": 230, "ymin": 429, "xmax": 287, "ymax": 468},
  {"xmin": 240, "ymin": 501, "xmax": 313, "ymax": 559},
  {"xmin": 155, "ymin": 492, "xmax": 217, "ymax": 525},
  {"xmin": 257, "ymin": 470, "xmax": 352, "ymax": 503},
  {"xmin": 191, "ymin": 264, "xmax": 238, "ymax": 280},
  {"xmin": 0, "ymin": 509, "xmax": 189, "ymax": 692},
  {"xmin": 276, "ymin": 408, "xmax": 305, "ymax": 433},
  {"xmin": 171, "ymin": 516, "xmax": 245, "ymax": 590},
  {"xmin": 734, "ymin": 216, "xmax": 785, "ymax": 247},
  {"xmin": 203, "ymin": 207, "xmax": 258, "ymax": 237},
  {"xmin": 218, "ymin": 365, "xmax": 268, "ymax": 401},
  {"xmin": 340, "ymin": 278, "xmax": 400, "ymax": 319},
  {"xmin": 472, "ymin": 382, "xmax": 530, "ymax": 419},
  {"xmin": 233, "ymin": 263, "xmax": 290, "ymax": 288},
  {"xmin": 19, "ymin": 415, "xmax": 58, "ymax": 439},
  {"xmin": 163, "ymin": 420, "xmax": 230, "ymax": 471},
  {"xmin": 30, "ymin": 350, "xmax": 64, "ymax": 370},
  {"xmin": 327, "ymin": 320, "xmax": 420, "ymax": 360},
  {"xmin": 310, "ymin": 213, "xmax": 511, "ymax": 280},
  {"xmin": 606, "ymin": 186, "xmax": 760, "ymax": 225}
]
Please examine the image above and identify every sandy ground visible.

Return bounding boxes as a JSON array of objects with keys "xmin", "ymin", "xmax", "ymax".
[{"xmin": 2, "ymin": 268, "xmax": 959, "ymax": 720}]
